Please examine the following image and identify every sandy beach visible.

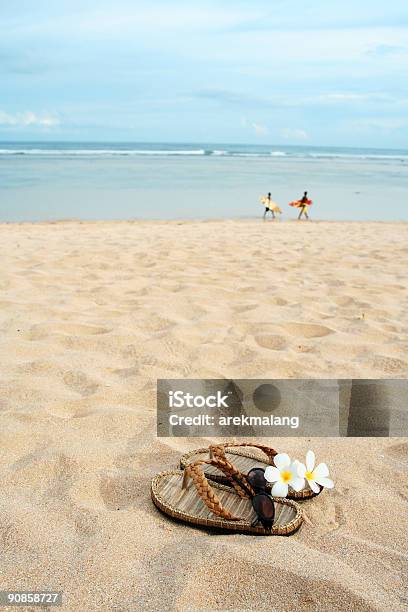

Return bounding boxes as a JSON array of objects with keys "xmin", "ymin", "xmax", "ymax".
[{"xmin": 1, "ymin": 219, "xmax": 407, "ymax": 611}]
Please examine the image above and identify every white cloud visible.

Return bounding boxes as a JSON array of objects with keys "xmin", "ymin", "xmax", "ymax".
[
  {"xmin": 241, "ymin": 117, "xmax": 268, "ymax": 137},
  {"xmin": 252, "ymin": 122, "xmax": 268, "ymax": 136},
  {"xmin": 0, "ymin": 110, "xmax": 59, "ymax": 127},
  {"xmin": 3, "ymin": 4, "xmax": 257, "ymax": 39},
  {"xmin": 322, "ymin": 93, "xmax": 371, "ymax": 102},
  {"xmin": 351, "ymin": 117, "xmax": 408, "ymax": 131},
  {"xmin": 318, "ymin": 92, "xmax": 393, "ymax": 104},
  {"xmin": 281, "ymin": 128, "xmax": 309, "ymax": 141}
]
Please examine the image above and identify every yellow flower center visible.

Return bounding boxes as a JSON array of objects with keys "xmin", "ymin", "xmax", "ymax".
[
  {"xmin": 306, "ymin": 470, "xmax": 314, "ymax": 480},
  {"xmin": 281, "ymin": 470, "xmax": 292, "ymax": 483}
]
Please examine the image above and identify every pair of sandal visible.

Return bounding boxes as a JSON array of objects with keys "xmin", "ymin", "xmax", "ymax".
[{"xmin": 151, "ymin": 443, "xmax": 334, "ymax": 536}]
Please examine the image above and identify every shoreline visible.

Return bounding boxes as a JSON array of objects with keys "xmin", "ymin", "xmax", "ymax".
[{"xmin": 1, "ymin": 218, "xmax": 408, "ymax": 226}]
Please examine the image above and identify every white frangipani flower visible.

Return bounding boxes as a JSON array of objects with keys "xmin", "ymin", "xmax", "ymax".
[
  {"xmin": 264, "ymin": 453, "xmax": 305, "ymax": 498},
  {"xmin": 297, "ymin": 450, "xmax": 334, "ymax": 494}
]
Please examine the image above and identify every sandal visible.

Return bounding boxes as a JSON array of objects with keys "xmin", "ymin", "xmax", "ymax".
[
  {"xmin": 151, "ymin": 457, "xmax": 303, "ymax": 536},
  {"xmin": 180, "ymin": 443, "xmax": 324, "ymax": 500}
]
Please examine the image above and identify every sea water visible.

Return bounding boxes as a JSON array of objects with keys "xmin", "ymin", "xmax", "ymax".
[{"xmin": 0, "ymin": 142, "xmax": 407, "ymax": 221}]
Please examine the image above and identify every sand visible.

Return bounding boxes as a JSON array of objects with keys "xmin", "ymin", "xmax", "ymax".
[{"xmin": 0, "ymin": 219, "xmax": 407, "ymax": 611}]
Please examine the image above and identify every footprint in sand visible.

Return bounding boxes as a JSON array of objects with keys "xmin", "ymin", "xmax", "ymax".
[
  {"xmin": 49, "ymin": 453, "xmax": 78, "ymax": 498},
  {"xmin": 398, "ymin": 485, "xmax": 408, "ymax": 502},
  {"xmin": 114, "ymin": 366, "xmax": 139, "ymax": 378},
  {"xmin": 58, "ymin": 323, "xmax": 111, "ymax": 335},
  {"xmin": 233, "ymin": 303, "xmax": 258, "ymax": 313},
  {"xmin": 28, "ymin": 323, "xmax": 110, "ymax": 340},
  {"xmin": 385, "ymin": 441, "xmax": 408, "ymax": 464},
  {"xmin": 140, "ymin": 316, "xmax": 174, "ymax": 333},
  {"xmin": 63, "ymin": 370, "xmax": 99, "ymax": 396},
  {"xmin": 270, "ymin": 296, "xmax": 288, "ymax": 306},
  {"xmin": 99, "ymin": 473, "xmax": 141, "ymax": 510},
  {"xmin": 255, "ymin": 334, "xmax": 287, "ymax": 350},
  {"xmin": 333, "ymin": 501, "xmax": 347, "ymax": 530},
  {"xmin": 372, "ymin": 355, "xmax": 407, "ymax": 374},
  {"xmin": 282, "ymin": 322, "xmax": 334, "ymax": 338},
  {"xmin": 332, "ymin": 295, "xmax": 355, "ymax": 307}
]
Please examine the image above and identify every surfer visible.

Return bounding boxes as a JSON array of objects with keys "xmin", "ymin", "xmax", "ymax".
[
  {"xmin": 264, "ymin": 193, "xmax": 274, "ymax": 219},
  {"xmin": 298, "ymin": 192, "xmax": 310, "ymax": 220},
  {"xmin": 261, "ymin": 193, "xmax": 282, "ymax": 219}
]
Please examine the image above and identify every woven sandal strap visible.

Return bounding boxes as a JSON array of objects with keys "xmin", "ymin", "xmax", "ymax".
[
  {"xmin": 210, "ymin": 442, "xmax": 278, "ymax": 465},
  {"xmin": 209, "ymin": 445, "xmax": 250, "ymax": 493},
  {"xmin": 208, "ymin": 455, "xmax": 255, "ymax": 499},
  {"xmin": 184, "ymin": 459, "xmax": 242, "ymax": 521}
]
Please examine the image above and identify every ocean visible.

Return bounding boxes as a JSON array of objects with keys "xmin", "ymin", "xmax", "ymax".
[{"xmin": 1, "ymin": 142, "xmax": 407, "ymax": 222}]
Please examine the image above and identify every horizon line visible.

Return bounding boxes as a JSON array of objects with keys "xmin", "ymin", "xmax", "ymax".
[{"xmin": 0, "ymin": 139, "xmax": 407, "ymax": 152}]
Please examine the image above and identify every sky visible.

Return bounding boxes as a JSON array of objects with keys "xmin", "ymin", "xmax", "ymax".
[{"xmin": 1, "ymin": 0, "xmax": 408, "ymax": 147}]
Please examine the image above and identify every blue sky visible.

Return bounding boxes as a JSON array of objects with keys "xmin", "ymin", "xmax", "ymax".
[{"xmin": 1, "ymin": 0, "xmax": 408, "ymax": 146}]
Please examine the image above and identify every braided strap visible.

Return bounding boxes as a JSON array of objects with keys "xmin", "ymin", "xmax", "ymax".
[
  {"xmin": 183, "ymin": 460, "xmax": 241, "ymax": 521},
  {"xmin": 210, "ymin": 442, "xmax": 278, "ymax": 465},
  {"xmin": 207, "ymin": 454, "xmax": 255, "ymax": 499}
]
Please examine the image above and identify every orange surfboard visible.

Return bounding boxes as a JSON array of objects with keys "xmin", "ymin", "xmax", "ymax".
[{"xmin": 289, "ymin": 199, "xmax": 313, "ymax": 208}]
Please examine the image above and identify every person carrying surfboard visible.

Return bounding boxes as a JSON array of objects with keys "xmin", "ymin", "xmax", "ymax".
[
  {"xmin": 288, "ymin": 191, "xmax": 313, "ymax": 219},
  {"xmin": 298, "ymin": 191, "xmax": 310, "ymax": 220},
  {"xmin": 260, "ymin": 193, "xmax": 282, "ymax": 220}
]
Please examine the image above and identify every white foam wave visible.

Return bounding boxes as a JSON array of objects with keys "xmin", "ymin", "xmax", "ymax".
[
  {"xmin": 0, "ymin": 148, "xmax": 406, "ymax": 161},
  {"xmin": 231, "ymin": 153, "xmax": 265, "ymax": 157},
  {"xmin": 308, "ymin": 153, "xmax": 408, "ymax": 161},
  {"xmin": 0, "ymin": 148, "xmax": 206, "ymax": 156}
]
